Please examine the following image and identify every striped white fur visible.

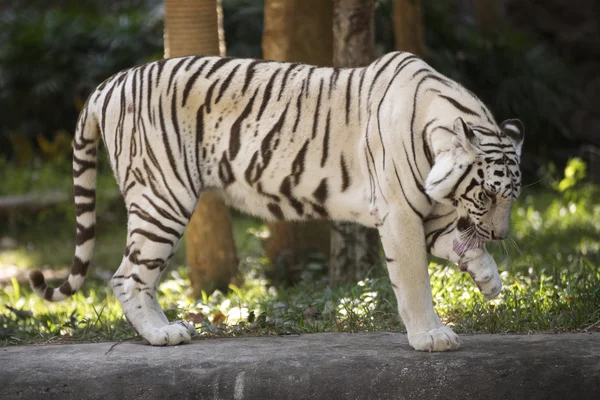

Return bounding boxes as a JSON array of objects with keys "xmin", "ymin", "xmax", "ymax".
[{"xmin": 30, "ymin": 52, "xmax": 523, "ymax": 350}]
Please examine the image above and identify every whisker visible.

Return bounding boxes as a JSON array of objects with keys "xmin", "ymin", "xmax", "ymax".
[
  {"xmin": 501, "ymin": 239, "xmax": 509, "ymax": 259},
  {"xmin": 521, "ymin": 180, "xmax": 541, "ymax": 190},
  {"xmin": 507, "ymin": 235, "xmax": 524, "ymax": 255}
]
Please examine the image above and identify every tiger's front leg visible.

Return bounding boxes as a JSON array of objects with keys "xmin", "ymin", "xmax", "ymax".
[{"xmin": 377, "ymin": 209, "xmax": 460, "ymax": 352}]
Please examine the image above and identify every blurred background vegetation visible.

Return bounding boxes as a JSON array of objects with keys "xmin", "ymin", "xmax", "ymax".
[
  {"xmin": 1, "ymin": 0, "xmax": 597, "ymax": 176},
  {"xmin": 0, "ymin": 0, "xmax": 599, "ymax": 344}
]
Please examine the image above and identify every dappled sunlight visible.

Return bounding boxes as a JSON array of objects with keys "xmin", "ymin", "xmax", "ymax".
[
  {"xmin": 2, "ymin": 163, "xmax": 599, "ymax": 344},
  {"xmin": 0, "ymin": 248, "xmax": 40, "ymax": 271}
]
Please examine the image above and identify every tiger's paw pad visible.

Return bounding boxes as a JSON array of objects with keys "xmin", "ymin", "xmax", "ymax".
[
  {"xmin": 408, "ymin": 326, "xmax": 461, "ymax": 352},
  {"xmin": 144, "ymin": 322, "xmax": 194, "ymax": 346}
]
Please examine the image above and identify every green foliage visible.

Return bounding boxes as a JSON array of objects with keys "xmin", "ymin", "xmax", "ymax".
[
  {"xmin": 0, "ymin": 1, "xmax": 163, "ymax": 158},
  {"xmin": 556, "ymin": 158, "xmax": 587, "ymax": 192},
  {"xmin": 2, "ymin": 178, "xmax": 599, "ymax": 344},
  {"xmin": 421, "ymin": 0, "xmax": 578, "ymax": 173}
]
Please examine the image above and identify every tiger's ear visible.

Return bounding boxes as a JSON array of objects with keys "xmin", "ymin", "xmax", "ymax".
[
  {"xmin": 452, "ymin": 117, "xmax": 477, "ymax": 153},
  {"xmin": 501, "ymin": 119, "xmax": 524, "ymax": 156}
]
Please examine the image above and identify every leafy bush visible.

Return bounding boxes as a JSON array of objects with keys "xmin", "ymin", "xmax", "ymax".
[{"xmin": 0, "ymin": 1, "xmax": 163, "ymax": 160}]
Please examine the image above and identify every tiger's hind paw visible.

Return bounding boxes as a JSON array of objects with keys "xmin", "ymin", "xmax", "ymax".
[{"xmin": 144, "ymin": 321, "xmax": 196, "ymax": 346}]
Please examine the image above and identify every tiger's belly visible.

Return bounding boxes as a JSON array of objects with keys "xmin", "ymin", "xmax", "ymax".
[{"xmin": 214, "ymin": 179, "xmax": 374, "ymax": 227}]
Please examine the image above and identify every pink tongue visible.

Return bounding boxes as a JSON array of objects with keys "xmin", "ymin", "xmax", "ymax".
[
  {"xmin": 453, "ymin": 239, "xmax": 475, "ymax": 256},
  {"xmin": 453, "ymin": 239, "xmax": 472, "ymax": 271}
]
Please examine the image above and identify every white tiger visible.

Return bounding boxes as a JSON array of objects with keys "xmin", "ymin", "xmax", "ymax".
[{"xmin": 30, "ymin": 52, "xmax": 524, "ymax": 351}]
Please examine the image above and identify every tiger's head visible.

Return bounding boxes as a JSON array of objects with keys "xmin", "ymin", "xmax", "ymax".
[{"xmin": 425, "ymin": 117, "xmax": 524, "ymax": 245}]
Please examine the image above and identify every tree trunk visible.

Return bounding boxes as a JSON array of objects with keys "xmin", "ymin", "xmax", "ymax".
[
  {"xmin": 261, "ymin": 0, "xmax": 333, "ymax": 284},
  {"xmin": 262, "ymin": 0, "xmax": 333, "ymax": 65},
  {"xmin": 164, "ymin": 0, "xmax": 238, "ymax": 297},
  {"xmin": 328, "ymin": 0, "xmax": 380, "ymax": 286},
  {"xmin": 392, "ymin": 0, "xmax": 426, "ymax": 55}
]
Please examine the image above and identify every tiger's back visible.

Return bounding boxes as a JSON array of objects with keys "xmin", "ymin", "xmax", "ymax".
[{"xmin": 93, "ymin": 56, "xmax": 377, "ymax": 225}]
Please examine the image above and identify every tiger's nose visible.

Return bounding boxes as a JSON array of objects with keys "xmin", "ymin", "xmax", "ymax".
[{"xmin": 492, "ymin": 227, "xmax": 509, "ymax": 240}]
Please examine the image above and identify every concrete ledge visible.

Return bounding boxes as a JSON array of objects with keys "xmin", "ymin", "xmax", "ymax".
[{"xmin": 1, "ymin": 333, "xmax": 599, "ymax": 399}]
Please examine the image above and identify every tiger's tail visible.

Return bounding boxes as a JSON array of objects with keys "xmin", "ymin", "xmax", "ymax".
[{"xmin": 30, "ymin": 102, "xmax": 100, "ymax": 301}]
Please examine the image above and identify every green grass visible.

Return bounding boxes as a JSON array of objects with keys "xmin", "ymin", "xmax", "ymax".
[{"xmin": 1, "ymin": 160, "xmax": 599, "ymax": 345}]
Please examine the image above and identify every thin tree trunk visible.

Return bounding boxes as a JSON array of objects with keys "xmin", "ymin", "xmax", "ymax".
[
  {"xmin": 392, "ymin": 0, "xmax": 426, "ymax": 55},
  {"xmin": 329, "ymin": 0, "xmax": 380, "ymax": 286},
  {"xmin": 261, "ymin": 0, "xmax": 333, "ymax": 284},
  {"xmin": 164, "ymin": 0, "xmax": 238, "ymax": 297}
]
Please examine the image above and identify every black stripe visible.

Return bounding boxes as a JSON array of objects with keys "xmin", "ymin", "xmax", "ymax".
[
  {"xmin": 216, "ymin": 64, "xmax": 241, "ymax": 104},
  {"xmin": 313, "ymin": 178, "xmax": 328, "ymax": 203},
  {"xmin": 311, "ymin": 79, "xmax": 323, "ymax": 139},
  {"xmin": 392, "ymin": 161, "xmax": 424, "ymax": 219},
  {"xmin": 146, "ymin": 64, "xmax": 154, "ymax": 126},
  {"xmin": 205, "ymin": 57, "xmax": 234, "ymax": 78},
  {"xmin": 321, "ymin": 110, "xmax": 331, "ymax": 167},
  {"xmin": 256, "ymin": 69, "xmax": 281, "ymax": 121},
  {"xmin": 439, "ymin": 94, "xmax": 479, "ymax": 116},
  {"xmin": 158, "ymin": 96, "xmax": 188, "ymax": 194},
  {"xmin": 345, "ymin": 69, "xmax": 354, "ymax": 125},
  {"xmin": 427, "ymin": 220, "xmax": 455, "ymax": 252},
  {"xmin": 402, "ymin": 145, "xmax": 431, "ymax": 204},
  {"xmin": 141, "ymin": 193, "xmax": 187, "ymax": 227},
  {"xmin": 171, "ymin": 85, "xmax": 183, "ymax": 152},
  {"xmin": 368, "ymin": 52, "xmax": 403, "ymax": 104},
  {"xmin": 278, "ymin": 63, "xmax": 300, "ymax": 101},
  {"xmin": 181, "ymin": 67, "xmax": 205, "ymax": 107},
  {"xmin": 292, "ymin": 84, "xmax": 305, "ymax": 133},
  {"xmin": 428, "ymin": 167, "xmax": 454, "ymax": 187},
  {"xmin": 409, "ymin": 73, "xmax": 454, "ymax": 181},
  {"xmin": 129, "ymin": 207, "xmax": 181, "ymax": 238},
  {"xmin": 72, "ymin": 256, "xmax": 90, "ymax": 276},
  {"xmin": 195, "ymin": 105, "xmax": 205, "ymax": 187},
  {"xmin": 74, "ymin": 185, "xmax": 95, "ymax": 197},
  {"xmin": 267, "ymin": 203, "xmax": 284, "ymax": 220},
  {"xmin": 421, "ymin": 118, "xmax": 437, "ymax": 168},
  {"xmin": 204, "ymin": 78, "xmax": 220, "ymax": 114},
  {"xmin": 76, "ymin": 222, "xmax": 95, "ymax": 246},
  {"xmin": 291, "ymin": 140, "xmax": 309, "ymax": 185},
  {"xmin": 242, "ymin": 60, "xmax": 263, "ymax": 94},
  {"xmin": 445, "ymin": 164, "xmax": 474, "ymax": 200},
  {"xmin": 130, "ymin": 228, "xmax": 174, "ymax": 245},
  {"xmin": 184, "ymin": 56, "xmax": 201, "ymax": 71},
  {"xmin": 59, "ymin": 281, "xmax": 73, "ymax": 296},
  {"xmin": 218, "ymin": 152, "xmax": 236, "ymax": 186},
  {"xmin": 143, "ymin": 134, "xmax": 191, "ymax": 219},
  {"xmin": 304, "ymin": 67, "xmax": 316, "ymax": 98},
  {"xmin": 75, "ymin": 202, "xmax": 95, "ymax": 216},
  {"xmin": 340, "ymin": 154, "xmax": 350, "ymax": 192},
  {"xmin": 154, "ymin": 59, "xmax": 167, "ymax": 87},
  {"xmin": 73, "ymin": 155, "xmax": 96, "ymax": 178},
  {"xmin": 375, "ymin": 56, "xmax": 419, "ymax": 169},
  {"xmin": 229, "ymin": 88, "xmax": 258, "ymax": 160},
  {"xmin": 279, "ymin": 176, "xmax": 304, "ymax": 216},
  {"xmin": 167, "ymin": 58, "xmax": 189, "ymax": 95}
]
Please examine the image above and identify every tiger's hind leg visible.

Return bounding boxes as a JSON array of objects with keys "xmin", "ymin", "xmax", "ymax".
[{"xmin": 111, "ymin": 200, "xmax": 195, "ymax": 346}]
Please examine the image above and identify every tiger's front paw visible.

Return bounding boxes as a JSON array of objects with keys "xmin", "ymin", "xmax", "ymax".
[
  {"xmin": 459, "ymin": 248, "xmax": 502, "ymax": 300},
  {"xmin": 408, "ymin": 325, "xmax": 461, "ymax": 352},
  {"xmin": 143, "ymin": 321, "xmax": 196, "ymax": 346}
]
